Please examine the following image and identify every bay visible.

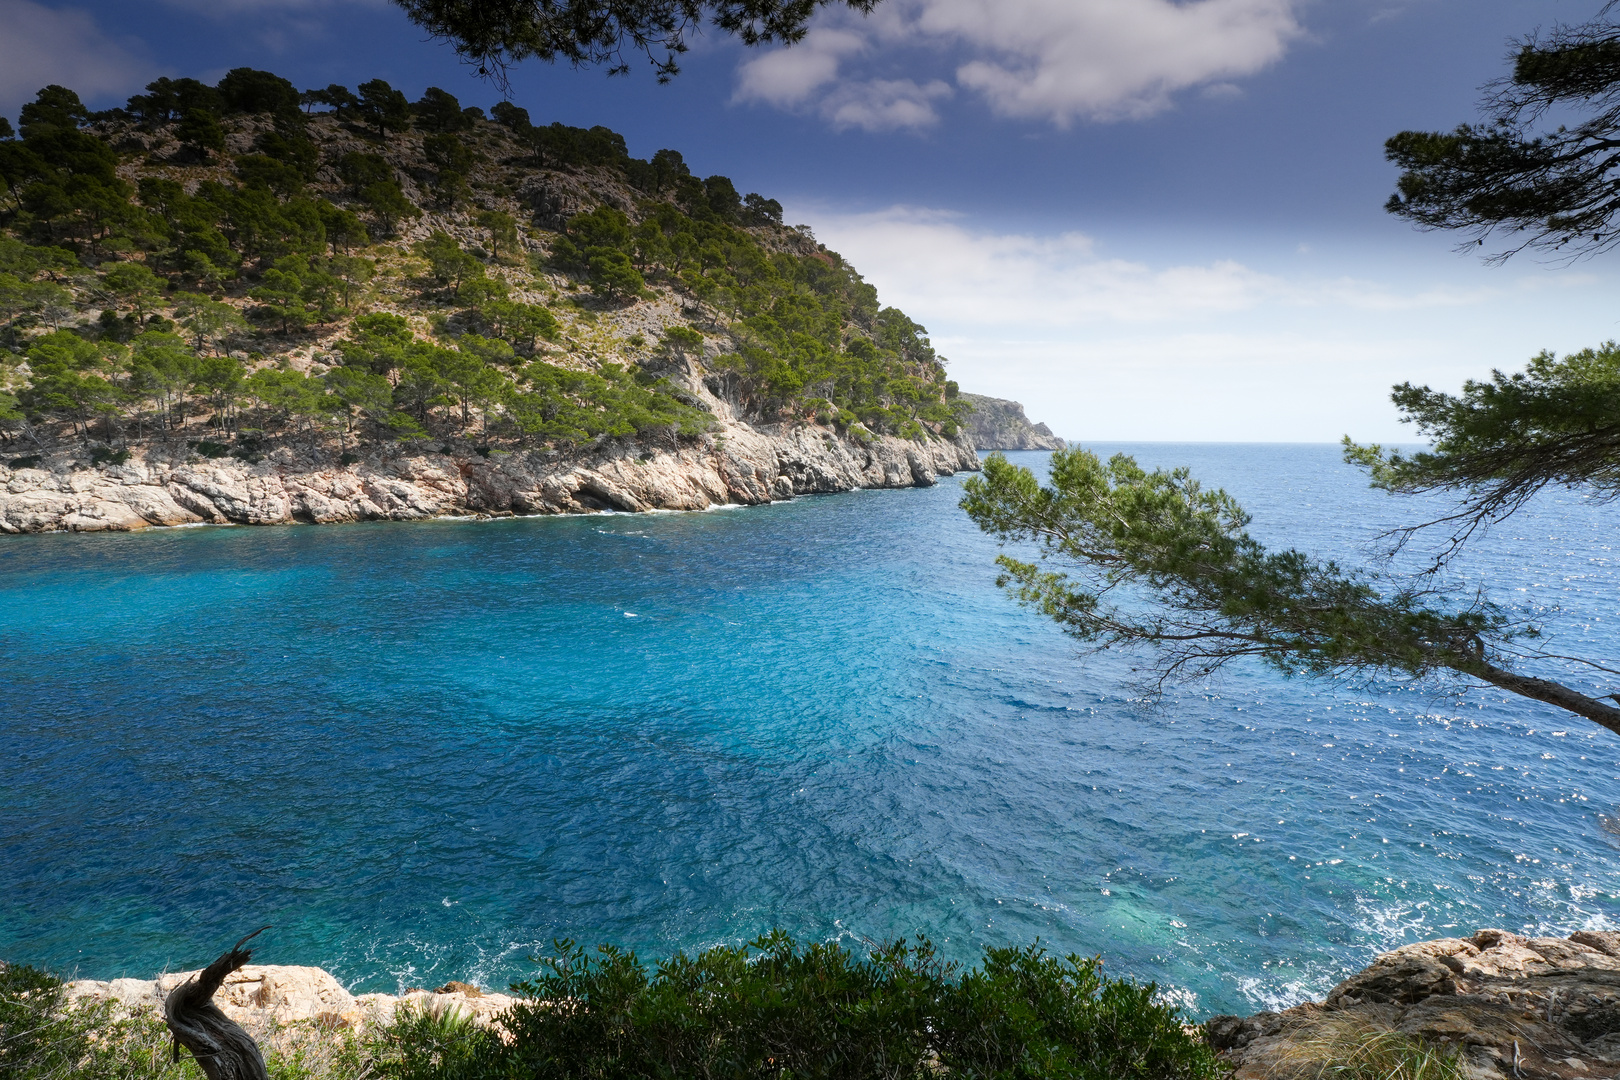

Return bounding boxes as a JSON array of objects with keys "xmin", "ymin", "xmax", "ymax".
[{"xmin": 2, "ymin": 444, "xmax": 1618, "ymax": 1017}]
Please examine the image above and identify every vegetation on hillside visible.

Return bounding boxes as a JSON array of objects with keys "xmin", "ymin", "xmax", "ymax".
[
  {"xmin": 2, "ymin": 936, "xmax": 1221, "ymax": 1079},
  {"xmin": 0, "ymin": 71, "xmax": 966, "ymax": 460}
]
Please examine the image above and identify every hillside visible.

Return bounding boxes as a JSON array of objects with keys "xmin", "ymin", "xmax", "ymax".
[{"xmin": 0, "ymin": 71, "xmax": 978, "ymax": 530}]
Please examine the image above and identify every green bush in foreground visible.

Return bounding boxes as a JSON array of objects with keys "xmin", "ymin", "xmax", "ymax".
[
  {"xmin": 409, "ymin": 932, "xmax": 1221, "ymax": 1080},
  {"xmin": 1, "ymin": 935, "xmax": 1222, "ymax": 1080}
]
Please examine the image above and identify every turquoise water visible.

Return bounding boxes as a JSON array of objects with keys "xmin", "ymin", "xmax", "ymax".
[{"xmin": 3, "ymin": 445, "xmax": 1619, "ymax": 1017}]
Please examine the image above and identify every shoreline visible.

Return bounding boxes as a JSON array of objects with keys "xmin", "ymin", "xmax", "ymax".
[
  {"xmin": 39, "ymin": 926, "xmax": 1620, "ymax": 1079},
  {"xmin": 1210, "ymin": 928, "xmax": 1620, "ymax": 1079},
  {"xmin": 0, "ymin": 419, "xmax": 979, "ymax": 535}
]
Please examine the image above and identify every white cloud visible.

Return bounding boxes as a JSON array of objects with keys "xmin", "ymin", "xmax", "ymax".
[
  {"xmin": 792, "ymin": 204, "xmax": 1606, "ymax": 441},
  {"xmin": 734, "ymin": 27, "xmax": 866, "ymax": 107},
  {"xmin": 930, "ymin": 0, "xmax": 1302, "ymax": 123},
  {"xmin": 821, "ymin": 78, "xmax": 953, "ymax": 131},
  {"xmin": 0, "ymin": 0, "xmax": 153, "ymax": 114},
  {"xmin": 734, "ymin": 25, "xmax": 953, "ymax": 131},
  {"xmin": 800, "ymin": 206, "xmax": 1478, "ymax": 329},
  {"xmin": 734, "ymin": 0, "xmax": 1304, "ymax": 129}
]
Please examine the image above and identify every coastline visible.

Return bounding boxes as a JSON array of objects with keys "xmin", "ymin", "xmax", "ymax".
[
  {"xmin": 0, "ymin": 420, "xmax": 978, "ymax": 534},
  {"xmin": 43, "ymin": 926, "xmax": 1620, "ymax": 1079},
  {"xmin": 1210, "ymin": 928, "xmax": 1620, "ymax": 1079}
]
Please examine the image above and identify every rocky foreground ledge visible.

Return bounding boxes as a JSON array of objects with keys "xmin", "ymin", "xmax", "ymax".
[
  {"xmin": 0, "ymin": 420, "xmax": 978, "ymax": 533},
  {"xmin": 1211, "ymin": 929, "xmax": 1620, "ymax": 1079},
  {"xmin": 62, "ymin": 963, "xmax": 515, "ymax": 1031}
]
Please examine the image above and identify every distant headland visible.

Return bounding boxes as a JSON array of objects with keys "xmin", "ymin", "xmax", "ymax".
[{"xmin": 959, "ymin": 393, "xmax": 1065, "ymax": 451}]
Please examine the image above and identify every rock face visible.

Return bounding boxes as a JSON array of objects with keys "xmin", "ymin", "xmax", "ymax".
[
  {"xmin": 62, "ymin": 964, "xmax": 517, "ymax": 1032},
  {"xmin": 1209, "ymin": 929, "xmax": 1620, "ymax": 1080},
  {"xmin": 959, "ymin": 394, "xmax": 1065, "ymax": 451},
  {"xmin": 0, "ymin": 418, "xmax": 978, "ymax": 534}
]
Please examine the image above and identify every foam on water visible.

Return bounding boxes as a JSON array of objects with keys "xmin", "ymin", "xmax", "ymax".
[{"xmin": 2, "ymin": 444, "xmax": 1619, "ymax": 1016}]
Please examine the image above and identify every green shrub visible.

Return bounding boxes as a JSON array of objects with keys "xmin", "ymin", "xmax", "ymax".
[
  {"xmin": 2, "ymin": 939, "xmax": 1220, "ymax": 1080},
  {"xmin": 492, "ymin": 933, "xmax": 1220, "ymax": 1080},
  {"xmin": 373, "ymin": 1003, "xmax": 499, "ymax": 1080},
  {"xmin": 0, "ymin": 963, "xmax": 193, "ymax": 1080},
  {"xmin": 938, "ymin": 943, "xmax": 1218, "ymax": 1079}
]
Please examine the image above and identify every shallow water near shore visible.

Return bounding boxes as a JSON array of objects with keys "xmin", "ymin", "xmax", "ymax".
[{"xmin": 4, "ymin": 444, "xmax": 1619, "ymax": 1017}]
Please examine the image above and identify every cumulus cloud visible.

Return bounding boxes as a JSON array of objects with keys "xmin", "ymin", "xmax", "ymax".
[
  {"xmin": 734, "ymin": 26, "xmax": 953, "ymax": 131},
  {"xmin": 735, "ymin": 0, "xmax": 1304, "ymax": 129},
  {"xmin": 928, "ymin": 0, "xmax": 1301, "ymax": 123},
  {"xmin": 0, "ymin": 0, "xmax": 153, "ymax": 114},
  {"xmin": 734, "ymin": 27, "xmax": 867, "ymax": 107},
  {"xmin": 820, "ymin": 78, "xmax": 953, "ymax": 131}
]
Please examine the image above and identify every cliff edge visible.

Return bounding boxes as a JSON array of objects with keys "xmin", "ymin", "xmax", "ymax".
[
  {"xmin": 1210, "ymin": 928, "xmax": 1620, "ymax": 1079},
  {"xmin": 960, "ymin": 394, "xmax": 1065, "ymax": 451},
  {"xmin": 0, "ymin": 420, "xmax": 976, "ymax": 533}
]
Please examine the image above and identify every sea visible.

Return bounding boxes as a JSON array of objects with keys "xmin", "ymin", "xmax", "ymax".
[{"xmin": 2, "ymin": 444, "xmax": 1618, "ymax": 1019}]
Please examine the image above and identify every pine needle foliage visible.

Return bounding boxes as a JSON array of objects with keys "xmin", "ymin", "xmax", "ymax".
[{"xmin": 960, "ymin": 449, "xmax": 1620, "ymax": 734}]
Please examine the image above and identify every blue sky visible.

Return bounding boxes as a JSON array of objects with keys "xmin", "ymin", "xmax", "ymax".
[{"xmin": 2, "ymin": 0, "xmax": 1615, "ymax": 441}]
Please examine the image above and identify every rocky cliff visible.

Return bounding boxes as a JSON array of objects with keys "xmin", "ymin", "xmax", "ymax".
[
  {"xmin": 1210, "ymin": 929, "xmax": 1620, "ymax": 1079},
  {"xmin": 959, "ymin": 394, "xmax": 1065, "ymax": 451},
  {"xmin": 0, "ymin": 418, "xmax": 977, "ymax": 533}
]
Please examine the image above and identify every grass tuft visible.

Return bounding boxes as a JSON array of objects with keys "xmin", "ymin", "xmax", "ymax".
[{"xmin": 1268, "ymin": 1015, "xmax": 1468, "ymax": 1080}]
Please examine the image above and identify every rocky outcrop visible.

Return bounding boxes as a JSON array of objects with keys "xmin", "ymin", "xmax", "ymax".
[
  {"xmin": 62, "ymin": 964, "xmax": 517, "ymax": 1032},
  {"xmin": 959, "ymin": 394, "xmax": 1065, "ymax": 451},
  {"xmin": 0, "ymin": 419, "xmax": 978, "ymax": 534},
  {"xmin": 1209, "ymin": 929, "xmax": 1620, "ymax": 1079}
]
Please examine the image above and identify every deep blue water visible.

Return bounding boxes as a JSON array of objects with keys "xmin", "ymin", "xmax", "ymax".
[{"xmin": 3, "ymin": 444, "xmax": 1620, "ymax": 1018}]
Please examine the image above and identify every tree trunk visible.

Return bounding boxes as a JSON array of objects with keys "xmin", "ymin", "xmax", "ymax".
[
  {"xmin": 1466, "ymin": 661, "xmax": 1620, "ymax": 737},
  {"xmin": 163, "ymin": 929, "xmax": 271, "ymax": 1080}
]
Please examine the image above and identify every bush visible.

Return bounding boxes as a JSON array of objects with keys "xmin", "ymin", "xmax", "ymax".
[
  {"xmin": 491, "ymin": 933, "xmax": 1219, "ymax": 1080},
  {"xmin": 3, "ymin": 937, "xmax": 1220, "ymax": 1080},
  {"xmin": 0, "ymin": 962, "xmax": 198, "ymax": 1080}
]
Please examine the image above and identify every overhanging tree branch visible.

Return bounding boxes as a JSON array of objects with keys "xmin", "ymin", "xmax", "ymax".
[
  {"xmin": 1342, "ymin": 341, "xmax": 1620, "ymax": 561},
  {"xmin": 391, "ymin": 0, "xmax": 879, "ymax": 86},
  {"xmin": 960, "ymin": 450, "xmax": 1620, "ymax": 735},
  {"xmin": 1386, "ymin": 5, "xmax": 1620, "ymax": 263}
]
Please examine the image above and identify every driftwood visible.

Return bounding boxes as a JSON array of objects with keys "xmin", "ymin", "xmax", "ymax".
[{"xmin": 163, "ymin": 928, "xmax": 271, "ymax": 1080}]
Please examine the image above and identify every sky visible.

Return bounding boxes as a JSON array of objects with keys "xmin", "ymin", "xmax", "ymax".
[{"xmin": 1, "ymin": 0, "xmax": 1615, "ymax": 441}]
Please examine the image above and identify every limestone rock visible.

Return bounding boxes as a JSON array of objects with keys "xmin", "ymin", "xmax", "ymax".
[
  {"xmin": 62, "ymin": 963, "xmax": 516, "ymax": 1033},
  {"xmin": 959, "ymin": 393, "xmax": 1065, "ymax": 451},
  {"xmin": 1210, "ymin": 930, "xmax": 1620, "ymax": 1080},
  {"xmin": 0, "ymin": 419, "xmax": 978, "ymax": 535}
]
